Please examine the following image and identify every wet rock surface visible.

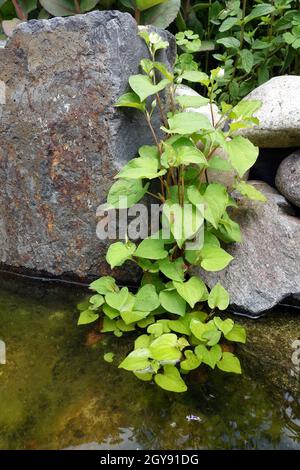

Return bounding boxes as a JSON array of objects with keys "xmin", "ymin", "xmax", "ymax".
[
  {"xmin": 0, "ymin": 11, "xmax": 175, "ymax": 282},
  {"xmin": 195, "ymin": 182, "xmax": 300, "ymax": 316}
]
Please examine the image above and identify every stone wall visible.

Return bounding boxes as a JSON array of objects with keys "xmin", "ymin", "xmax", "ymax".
[{"xmin": 0, "ymin": 11, "xmax": 175, "ymax": 281}]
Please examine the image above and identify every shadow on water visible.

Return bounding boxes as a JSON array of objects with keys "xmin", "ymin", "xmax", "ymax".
[{"xmin": 0, "ymin": 275, "xmax": 299, "ymax": 450}]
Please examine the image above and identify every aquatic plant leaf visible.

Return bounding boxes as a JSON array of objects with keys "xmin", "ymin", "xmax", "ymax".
[
  {"xmin": 195, "ymin": 344, "xmax": 222, "ymax": 369},
  {"xmin": 103, "ymin": 352, "xmax": 114, "ymax": 363},
  {"xmin": 101, "ymin": 317, "xmax": 117, "ymax": 332},
  {"xmin": 225, "ymin": 324, "xmax": 246, "ymax": 343},
  {"xmin": 121, "ymin": 310, "xmax": 150, "ymax": 325},
  {"xmin": 202, "ymin": 328, "xmax": 222, "ymax": 346},
  {"xmin": 89, "ymin": 294, "xmax": 104, "ymax": 310},
  {"xmin": 119, "ymin": 348, "xmax": 151, "ymax": 371},
  {"xmin": 168, "ymin": 317, "xmax": 191, "ymax": 335},
  {"xmin": 134, "ymin": 334, "xmax": 151, "ymax": 349},
  {"xmin": 77, "ymin": 309, "xmax": 99, "ymax": 325},
  {"xmin": 102, "ymin": 303, "xmax": 120, "ymax": 320},
  {"xmin": 180, "ymin": 350, "xmax": 201, "ymax": 371},
  {"xmin": 217, "ymin": 352, "xmax": 242, "ymax": 374},
  {"xmin": 149, "ymin": 333, "xmax": 181, "ymax": 361},
  {"xmin": 214, "ymin": 316, "xmax": 234, "ymax": 335},
  {"xmin": 154, "ymin": 365, "xmax": 187, "ymax": 392}
]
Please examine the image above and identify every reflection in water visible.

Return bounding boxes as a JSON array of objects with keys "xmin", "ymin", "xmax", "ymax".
[{"xmin": 0, "ymin": 276, "xmax": 299, "ymax": 450}]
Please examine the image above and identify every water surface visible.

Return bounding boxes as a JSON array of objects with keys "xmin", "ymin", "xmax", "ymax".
[{"xmin": 0, "ymin": 275, "xmax": 299, "ymax": 450}]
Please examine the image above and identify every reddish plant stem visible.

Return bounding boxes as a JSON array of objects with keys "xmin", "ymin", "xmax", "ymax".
[{"xmin": 12, "ymin": 0, "xmax": 27, "ymax": 20}]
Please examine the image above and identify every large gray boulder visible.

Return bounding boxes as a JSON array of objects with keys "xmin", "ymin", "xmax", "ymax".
[
  {"xmin": 239, "ymin": 76, "xmax": 300, "ymax": 148},
  {"xmin": 0, "ymin": 11, "xmax": 175, "ymax": 281},
  {"xmin": 275, "ymin": 151, "xmax": 300, "ymax": 208},
  {"xmin": 194, "ymin": 182, "xmax": 300, "ymax": 316}
]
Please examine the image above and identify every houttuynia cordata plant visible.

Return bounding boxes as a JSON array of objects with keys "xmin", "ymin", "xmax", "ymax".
[{"xmin": 77, "ymin": 30, "xmax": 266, "ymax": 393}]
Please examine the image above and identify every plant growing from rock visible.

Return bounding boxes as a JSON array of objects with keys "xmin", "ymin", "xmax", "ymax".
[{"xmin": 77, "ymin": 30, "xmax": 266, "ymax": 393}]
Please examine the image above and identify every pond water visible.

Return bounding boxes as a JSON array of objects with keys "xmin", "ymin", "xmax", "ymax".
[{"xmin": 0, "ymin": 275, "xmax": 299, "ymax": 450}]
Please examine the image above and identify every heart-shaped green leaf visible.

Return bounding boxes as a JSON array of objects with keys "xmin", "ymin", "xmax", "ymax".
[
  {"xmin": 217, "ymin": 352, "xmax": 242, "ymax": 374},
  {"xmin": 159, "ymin": 289, "xmax": 186, "ymax": 316},
  {"xmin": 208, "ymin": 283, "xmax": 230, "ymax": 310},
  {"xmin": 173, "ymin": 276, "xmax": 207, "ymax": 308},
  {"xmin": 149, "ymin": 333, "xmax": 181, "ymax": 362},
  {"xmin": 154, "ymin": 365, "xmax": 187, "ymax": 392}
]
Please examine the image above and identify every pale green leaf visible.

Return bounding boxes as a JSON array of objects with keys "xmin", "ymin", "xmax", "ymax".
[
  {"xmin": 225, "ymin": 136, "xmax": 259, "ymax": 178},
  {"xmin": 173, "ymin": 276, "xmax": 207, "ymax": 308},
  {"xmin": 154, "ymin": 365, "xmax": 187, "ymax": 392},
  {"xmin": 77, "ymin": 309, "xmax": 99, "ymax": 325},
  {"xmin": 214, "ymin": 316, "xmax": 234, "ymax": 335},
  {"xmin": 89, "ymin": 276, "xmax": 119, "ymax": 295},
  {"xmin": 135, "ymin": 238, "xmax": 168, "ymax": 260},
  {"xmin": 234, "ymin": 181, "xmax": 267, "ymax": 202},
  {"xmin": 176, "ymin": 95, "xmax": 209, "ymax": 108},
  {"xmin": 225, "ymin": 324, "xmax": 246, "ymax": 343},
  {"xmin": 181, "ymin": 71, "xmax": 209, "ymax": 83},
  {"xmin": 159, "ymin": 257, "xmax": 185, "ymax": 282},
  {"xmin": 121, "ymin": 310, "xmax": 149, "ymax": 325},
  {"xmin": 244, "ymin": 4, "xmax": 275, "ymax": 24},
  {"xmin": 119, "ymin": 348, "xmax": 150, "ymax": 371},
  {"xmin": 164, "ymin": 112, "xmax": 213, "ymax": 134},
  {"xmin": 89, "ymin": 294, "xmax": 105, "ymax": 310},
  {"xmin": 217, "ymin": 352, "xmax": 242, "ymax": 374},
  {"xmin": 200, "ymin": 245, "xmax": 233, "ymax": 271},
  {"xmin": 195, "ymin": 344, "xmax": 222, "ymax": 369},
  {"xmin": 106, "ymin": 241, "xmax": 136, "ymax": 269},
  {"xmin": 129, "ymin": 75, "xmax": 170, "ymax": 102},
  {"xmin": 107, "ymin": 179, "xmax": 149, "ymax": 208},
  {"xmin": 180, "ymin": 350, "xmax": 201, "ymax": 371},
  {"xmin": 208, "ymin": 283, "xmax": 230, "ymax": 310},
  {"xmin": 115, "ymin": 92, "xmax": 146, "ymax": 111},
  {"xmin": 134, "ymin": 284, "xmax": 160, "ymax": 311},
  {"xmin": 103, "ymin": 352, "xmax": 115, "ymax": 363},
  {"xmin": 105, "ymin": 287, "xmax": 129, "ymax": 312},
  {"xmin": 159, "ymin": 289, "xmax": 186, "ymax": 316},
  {"xmin": 149, "ymin": 333, "xmax": 181, "ymax": 362}
]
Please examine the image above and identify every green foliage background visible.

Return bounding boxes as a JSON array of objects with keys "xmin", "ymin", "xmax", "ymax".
[{"xmin": 1, "ymin": 1, "xmax": 299, "ymax": 102}]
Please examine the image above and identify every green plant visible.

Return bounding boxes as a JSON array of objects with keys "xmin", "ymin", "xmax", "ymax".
[
  {"xmin": 77, "ymin": 31, "xmax": 266, "ymax": 393},
  {"xmin": 0, "ymin": 0, "xmax": 181, "ymax": 37},
  {"xmin": 175, "ymin": 0, "xmax": 300, "ymax": 103}
]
